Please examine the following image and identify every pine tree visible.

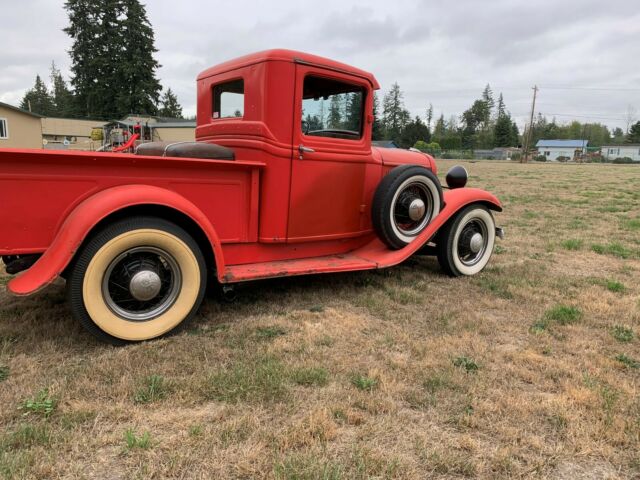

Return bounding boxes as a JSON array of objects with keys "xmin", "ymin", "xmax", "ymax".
[
  {"xmin": 426, "ymin": 103, "xmax": 433, "ymax": 130},
  {"xmin": 158, "ymin": 88, "xmax": 183, "ymax": 118},
  {"xmin": 510, "ymin": 121, "xmax": 520, "ymax": 147},
  {"xmin": 627, "ymin": 121, "xmax": 640, "ymax": 143},
  {"xmin": 20, "ymin": 75, "xmax": 54, "ymax": 116},
  {"xmin": 115, "ymin": 0, "xmax": 162, "ymax": 116},
  {"xmin": 494, "ymin": 114, "xmax": 513, "ymax": 147},
  {"xmin": 496, "ymin": 93, "xmax": 505, "ymax": 118},
  {"xmin": 482, "ymin": 84, "xmax": 494, "ymax": 116},
  {"xmin": 49, "ymin": 62, "xmax": 75, "ymax": 117},
  {"xmin": 345, "ymin": 92, "xmax": 363, "ymax": 132},
  {"xmin": 65, "ymin": 0, "xmax": 162, "ymax": 119},
  {"xmin": 327, "ymin": 95, "xmax": 342, "ymax": 129},
  {"xmin": 382, "ymin": 82, "xmax": 410, "ymax": 145},
  {"xmin": 372, "ymin": 92, "xmax": 383, "ymax": 140},
  {"xmin": 399, "ymin": 116, "xmax": 430, "ymax": 149}
]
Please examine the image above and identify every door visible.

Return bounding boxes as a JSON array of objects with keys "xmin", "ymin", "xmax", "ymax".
[{"xmin": 287, "ymin": 65, "xmax": 375, "ymax": 242}]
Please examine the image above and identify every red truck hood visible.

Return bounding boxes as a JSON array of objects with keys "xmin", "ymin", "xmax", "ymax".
[{"xmin": 372, "ymin": 147, "xmax": 437, "ymax": 173}]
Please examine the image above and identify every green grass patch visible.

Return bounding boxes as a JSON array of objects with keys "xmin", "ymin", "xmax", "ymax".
[
  {"xmin": 615, "ymin": 354, "xmax": 640, "ymax": 369},
  {"xmin": 1, "ymin": 424, "xmax": 50, "ymax": 450},
  {"xmin": 611, "ymin": 326, "xmax": 633, "ymax": 343},
  {"xmin": 0, "ymin": 366, "xmax": 8, "ymax": 382},
  {"xmin": 605, "ymin": 280, "xmax": 625, "ymax": 293},
  {"xmin": 350, "ymin": 374, "xmax": 378, "ymax": 391},
  {"xmin": 561, "ymin": 239, "xmax": 583, "ymax": 251},
  {"xmin": 291, "ymin": 367, "xmax": 329, "ymax": 387},
  {"xmin": 124, "ymin": 429, "xmax": 152, "ymax": 450},
  {"xmin": 544, "ymin": 305, "xmax": 582, "ymax": 325},
  {"xmin": 19, "ymin": 389, "xmax": 56, "ymax": 418},
  {"xmin": 134, "ymin": 375, "xmax": 168, "ymax": 404},
  {"xmin": 452, "ymin": 356, "xmax": 479, "ymax": 373},
  {"xmin": 205, "ymin": 356, "xmax": 287, "ymax": 403},
  {"xmin": 530, "ymin": 320, "xmax": 549, "ymax": 334},
  {"xmin": 273, "ymin": 454, "xmax": 343, "ymax": 480},
  {"xmin": 621, "ymin": 218, "xmax": 640, "ymax": 231},
  {"xmin": 255, "ymin": 326, "xmax": 287, "ymax": 339},
  {"xmin": 591, "ymin": 242, "xmax": 633, "ymax": 259}
]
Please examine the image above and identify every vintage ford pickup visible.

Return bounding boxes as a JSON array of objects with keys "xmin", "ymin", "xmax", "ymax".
[{"xmin": 0, "ymin": 50, "xmax": 502, "ymax": 344}]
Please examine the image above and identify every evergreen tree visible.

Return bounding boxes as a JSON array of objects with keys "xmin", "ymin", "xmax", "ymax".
[
  {"xmin": 626, "ymin": 121, "xmax": 640, "ymax": 144},
  {"xmin": 327, "ymin": 95, "xmax": 342, "ymax": 129},
  {"xmin": 114, "ymin": 0, "xmax": 162, "ymax": 116},
  {"xmin": 64, "ymin": 0, "xmax": 161, "ymax": 119},
  {"xmin": 482, "ymin": 84, "xmax": 494, "ymax": 117},
  {"xmin": 345, "ymin": 92, "xmax": 363, "ymax": 132},
  {"xmin": 496, "ymin": 93, "xmax": 505, "ymax": 118},
  {"xmin": 382, "ymin": 82, "xmax": 410, "ymax": 145},
  {"xmin": 494, "ymin": 114, "xmax": 513, "ymax": 147},
  {"xmin": 611, "ymin": 127, "xmax": 625, "ymax": 144},
  {"xmin": 49, "ymin": 62, "xmax": 75, "ymax": 117},
  {"xmin": 372, "ymin": 92, "xmax": 383, "ymax": 140},
  {"xmin": 433, "ymin": 114, "xmax": 446, "ymax": 145},
  {"xmin": 399, "ymin": 116, "xmax": 430, "ymax": 149},
  {"xmin": 510, "ymin": 121, "xmax": 520, "ymax": 147},
  {"xmin": 158, "ymin": 88, "xmax": 183, "ymax": 118},
  {"xmin": 426, "ymin": 103, "xmax": 433, "ymax": 129},
  {"xmin": 304, "ymin": 114, "xmax": 323, "ymax": 132},
  {"xmin": 20, "ymin": 75, "xmax": 54, "ymax": 116}
]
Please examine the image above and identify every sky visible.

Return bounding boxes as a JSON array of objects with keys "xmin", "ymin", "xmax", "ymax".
[{"xmin": 1, "ymin": 0, "xmax": 639, "ymax": 131}]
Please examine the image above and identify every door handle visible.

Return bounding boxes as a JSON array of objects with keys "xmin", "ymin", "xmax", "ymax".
[{"xmin": 298, "ymin": 144, "xmax": 315, "ymax": 159}]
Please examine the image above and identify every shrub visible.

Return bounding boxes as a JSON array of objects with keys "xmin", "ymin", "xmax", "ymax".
[
  {"xmin": 510, "ymin": 152, "xmax": 522, "ymax": 161},
  {"xmin": 612, "ymin": 157, "xmax": 633, "ymax": 164},
  {"xmin": 534, "ymin": 155, "xmax": 547, "ymax": 162},
  {"xmin": 556, "ymin": 156, "xmax": 570, "ymax": 162}
]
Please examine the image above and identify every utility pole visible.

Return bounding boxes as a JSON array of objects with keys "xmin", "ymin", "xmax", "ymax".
[{"xmin": 522, "ymin": 85, "xmax": 538, "ymax": 163}]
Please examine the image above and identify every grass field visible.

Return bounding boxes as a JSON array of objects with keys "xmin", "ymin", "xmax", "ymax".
[{"xmin": 1, "ymin": 160, "xmax": 639, "ymax": 479}]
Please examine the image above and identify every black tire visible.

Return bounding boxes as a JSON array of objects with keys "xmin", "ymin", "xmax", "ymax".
[
  {"xmin": 372, "ymin": 165, "xmax": 443, "ymax": 249},
  {"xmin": 436, "ymin": 205, "xmax": 496, "ymax": 277},
  {"xmin": 67, "ymin": 216, "xmax": 207, "ymax": 345}
]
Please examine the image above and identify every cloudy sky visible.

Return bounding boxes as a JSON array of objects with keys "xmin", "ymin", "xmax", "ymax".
[{"xmin": 2, "ymin": 0, "xmax": 639, "ymax": 130}]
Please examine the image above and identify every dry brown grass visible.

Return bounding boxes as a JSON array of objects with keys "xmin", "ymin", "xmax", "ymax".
[{"xmin": 1, "ymin": 160, "xmax": 639, "ymax": 479}]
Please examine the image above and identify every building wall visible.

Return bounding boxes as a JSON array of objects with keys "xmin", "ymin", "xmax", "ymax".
[
  {"xmin": 602, "ymin": 146, "xmax": 640, "ymax": 161},
  {"xmin": 0, "ymin": 106, "xmax": 42, "ymax": 149},
  {"xmin": 41, "ymin": 117, "xmax": 106, "ymax": 151},
  {"xmin": 537, "ymin": 147, "xmax": 582, "ymax": 160},
  {"xmin": 151, "ymin": 127, "xmax": 195, "ymax": 143}
]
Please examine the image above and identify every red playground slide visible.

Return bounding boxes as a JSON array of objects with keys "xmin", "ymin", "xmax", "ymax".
[{"xmin": 112, "ymin": 133, "xmax": 139, "ymax": 152}]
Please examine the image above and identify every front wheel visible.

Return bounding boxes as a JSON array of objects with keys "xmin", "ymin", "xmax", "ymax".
[
  {"xmin": 67, "ymin": 216, "xmax": 207, "ymax": 344},
  {"xmin": 436, "ymin": 205, "xmax": 496, "ymax": 277}
]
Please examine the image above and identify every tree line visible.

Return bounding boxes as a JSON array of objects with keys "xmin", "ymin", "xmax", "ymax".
[
  {"xmin": 374, "ymin": 82, "xmax": 638, "ymax": 151},
  {"xmin": 19, "ymin": 0, "xmax": 183, "ymax": 120}
]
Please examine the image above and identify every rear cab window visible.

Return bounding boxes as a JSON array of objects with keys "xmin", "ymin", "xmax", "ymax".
[
  {"xmin": 213, "ymin": 79, "xmax": 244, "ymax": 119},
  {"xmin": 301, "ymin": 76, "xmax": 365, "ymax": 141}
]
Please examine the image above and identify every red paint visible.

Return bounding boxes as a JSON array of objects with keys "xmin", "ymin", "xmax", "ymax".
[
  {"xmin": 112, "ymin": 133, "xmax": 139, "ymax": 152},
  {"xmin": 0, "ymin": 50, "xmax": 501, "ymax": 295}
]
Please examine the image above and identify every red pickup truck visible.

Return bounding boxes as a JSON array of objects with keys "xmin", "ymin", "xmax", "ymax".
[{"xmin": 0, "ymin": 49, "xmax": 502, "ymax": 344}]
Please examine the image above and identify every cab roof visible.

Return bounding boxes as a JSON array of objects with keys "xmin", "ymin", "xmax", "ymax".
[{"xmin": 197, "ymin": 49, "xmax": 380, "ymax": 89}]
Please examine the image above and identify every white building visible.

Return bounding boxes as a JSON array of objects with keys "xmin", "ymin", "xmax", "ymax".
[
  {"xmin": 536, "ymin": 139, "xmax": 588, "ymax": 161},
  {"xmin": 601, "ymin": 144, "xmax": 640, "ymax": 162}
]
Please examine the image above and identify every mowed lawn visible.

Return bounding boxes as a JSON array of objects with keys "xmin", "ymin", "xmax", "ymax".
[{"xmin": 1, "ymin": 160, "xmax": 639, "ymax": 479}]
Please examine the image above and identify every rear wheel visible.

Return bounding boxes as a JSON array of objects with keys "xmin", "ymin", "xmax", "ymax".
[
  {"xmin": 67, "ymin": 217, "xmax": 207, "ymax": 344},
  {"xmin": 436, "ymin": 205, "xmax": 495, "ymax": 276}
]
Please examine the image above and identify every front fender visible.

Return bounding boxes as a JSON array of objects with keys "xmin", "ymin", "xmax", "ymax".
[
  {"xmin": 8, "ymin": 184, "xmax": 225, "ymax": 296},
  {"xmin": 357, "ymin": 187, "xmax": 502, "ymax": 268}
]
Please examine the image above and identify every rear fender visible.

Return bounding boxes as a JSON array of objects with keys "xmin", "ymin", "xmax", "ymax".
[{"xmin": 7, "ymin": 184, "xmax": 225, "ymax": 296}]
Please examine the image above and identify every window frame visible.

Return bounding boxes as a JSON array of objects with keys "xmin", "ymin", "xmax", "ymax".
[
  {"xmin": 300, "ymin": 73, "xmax": 367, "ymax": 142},
  {"xmin": 0, "ymin": 118, "xmax": 8, "ymax": 139},
  {"xmin": 211, "ymin": 78, "xmax": 245, "ymax": 120}
]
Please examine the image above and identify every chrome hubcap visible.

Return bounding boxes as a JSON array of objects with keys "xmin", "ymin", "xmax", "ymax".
[
  {"xmin": 129, "ymin": 270, "xmax": 162, "ymax": 301},
  {"xmin": 102, "ymin": 246, "xmax": 182, "ymax": 322},
  {"xmin": 469, "ymin": 232, "xmax": 484, "ymax": 254},
  {"xmin": 457, "ymin": 219, "xmax": 489, "ymax": 266},
  {"xmin": 408, "ymin": 198, "xmax": 426, "ymax": 221}
]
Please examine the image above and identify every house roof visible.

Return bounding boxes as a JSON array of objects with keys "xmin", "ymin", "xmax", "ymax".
[
  {"xmin": 0, "ymin": 101, "xmax": 44, "ymax": 118},
  {"xmin": 601, "ymin": 144, "xmax": 640, "ymax": 147},
  {"xmin": 150, "ymin": 121, "xmax": 196, "ymax": 128},
  {"xmin": 197, "ymin": 49, "xmax": 380, "ymax": 89},
  {"xmin": 536, "ymin": 139, "xmax": 588, "ymax": 148}
]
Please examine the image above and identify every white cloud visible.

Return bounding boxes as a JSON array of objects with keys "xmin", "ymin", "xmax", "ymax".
[{"xmin": 2, "ymin": 0, "xmax": 638, "ymax": 130}]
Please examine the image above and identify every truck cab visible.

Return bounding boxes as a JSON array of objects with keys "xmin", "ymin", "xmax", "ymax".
[{"xmin": 195, "ymin": 50, "xmax": 434, "ymax": 244}]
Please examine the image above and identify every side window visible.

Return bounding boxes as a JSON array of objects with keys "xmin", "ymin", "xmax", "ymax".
[
  {"xmin": 0, "ymin": 118, "xmax": 8, "ymax": 139},
  {"xmin": 213, "ymin": 79, "xmax": 244, "ymax": 119},
  {"xmin": 301, "ymin": 76, "xmax": 365, "ymax": 140}
]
